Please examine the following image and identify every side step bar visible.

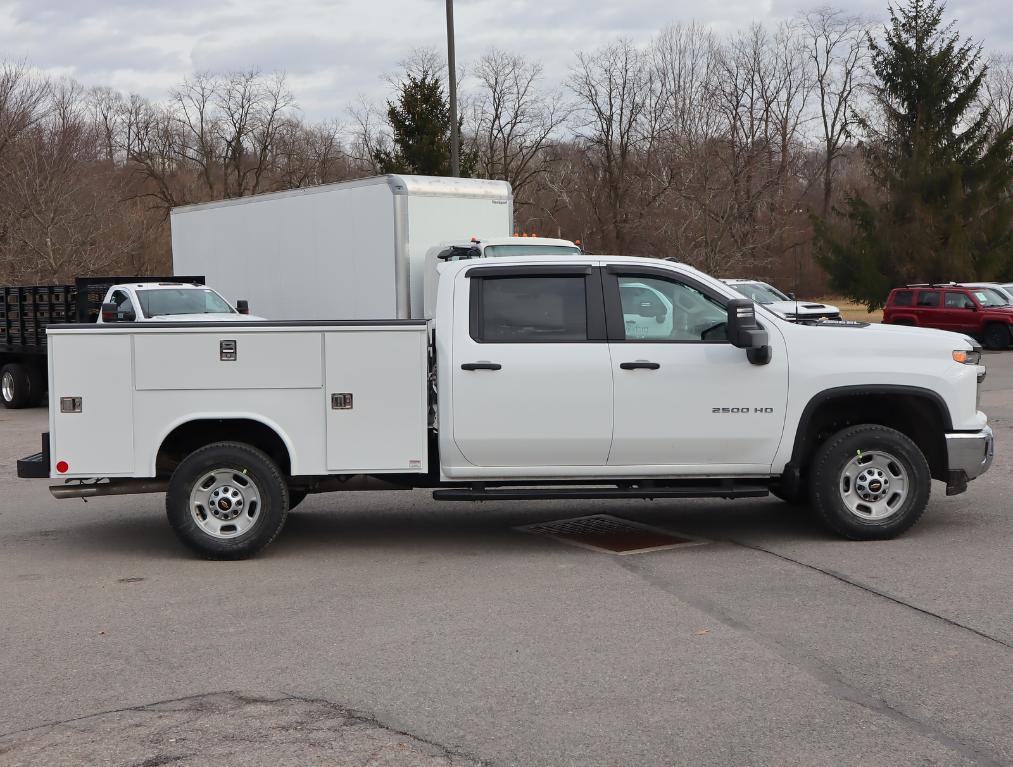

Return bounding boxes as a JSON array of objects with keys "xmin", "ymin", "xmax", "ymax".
[{"xmin": 433, "ymin": 484, "xmax": 769, "ymax": 502}]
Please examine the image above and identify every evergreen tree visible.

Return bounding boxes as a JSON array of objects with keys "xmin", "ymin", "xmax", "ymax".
[
  {"xmin": 815, "ymin": 0, "xmax": 1013, "ymax": 309},
  {"xmin": 373, "ymin": 68, "xmax": 474, "ymax": 177}
]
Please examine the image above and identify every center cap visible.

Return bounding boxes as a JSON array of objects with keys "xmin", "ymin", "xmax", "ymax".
[
  {"xmin": 869, "ymin": 481, "xmax": 882, "ymax": 492},
  {"xmin": 218, "ymin": 498, "xmax": 232, "ymax": 511}
]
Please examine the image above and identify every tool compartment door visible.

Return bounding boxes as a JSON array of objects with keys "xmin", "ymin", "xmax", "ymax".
[
  {"xmin": 49, "ymin": 332, "xmax": 134, "ymax": 476},
  {"xmin": 324, "ymin": 328, "xmax": 428, "ymax": 473}
]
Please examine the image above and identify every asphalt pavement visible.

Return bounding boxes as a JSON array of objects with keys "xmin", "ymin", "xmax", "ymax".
[{"xmin": 1, "ymin": 354, "xmax": 1011, "ymax": 766}]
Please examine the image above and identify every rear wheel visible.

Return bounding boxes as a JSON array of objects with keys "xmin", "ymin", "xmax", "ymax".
[
  {"xmin": 810, "ymin": 424, "xmax": 930, "ymax": 540},
  {"xmin": 982, "ymin": 323, "xmax": 1010, "ymax": 350},
  {"xmin": 1, "ymin": 363, "xmax": 32, "ymax": 409},
  {"xmin": 166, "ymin": 442, "xmax": 289, "ymax": 559},
  {"xmin": 26, "ymin": 365, "xmax": 45, "ymax": 406}
]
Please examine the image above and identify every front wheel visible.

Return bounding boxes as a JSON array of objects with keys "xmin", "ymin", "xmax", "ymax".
[
  {"xmin": 982, "ymin": 323, "xmax": 1011, "ymax": 351},
  {"xmin": 810, "ymin": 425, "xmax": 930, "ymax": 540},
  {"xmin": 166, "ymin": 442, "xmax": 289, "ymax": 559}
]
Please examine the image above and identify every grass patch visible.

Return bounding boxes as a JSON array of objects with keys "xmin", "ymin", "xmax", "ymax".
[{"xmin": 815, "ymin": 297, "xmax": 883, "ymax": 323}]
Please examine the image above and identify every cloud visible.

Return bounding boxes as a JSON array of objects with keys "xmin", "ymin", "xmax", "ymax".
[{"xmin": 0, "ymin": 0, "xmax": 1010, "ymax": 122}]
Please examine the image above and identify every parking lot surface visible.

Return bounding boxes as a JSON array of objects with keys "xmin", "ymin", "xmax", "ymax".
[{"xmin": 1, "ymin": 354, "xmax": 1011, "ymax": 766}]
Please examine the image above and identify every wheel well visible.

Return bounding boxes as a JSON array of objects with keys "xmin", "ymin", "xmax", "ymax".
[
  {"xmin": 791, "ymin": 389, "xmax": 949, "ymax": 483},
  {"xmin": 156, "ymin": 419, "xmax": 292, "ymax": 477}
]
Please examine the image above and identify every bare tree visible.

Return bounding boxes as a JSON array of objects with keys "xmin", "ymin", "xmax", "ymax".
[
  {"xmin": 802, "ymin": 7, "xmax": 868, "ymax": 215},
  {"xmin": 470, "ymin": 50, "xmax": 570, "ymax": 209},
  {"xmin": 980, "ymin": 54, "xmax": 1013, "ymax": 138},
  {"xmin": 0, "ymin": 61, "xmax": 49, "ymax": 161},
  {"xmin": 568, "ymin": 38, "xmax": 669, "ymax": 253}
]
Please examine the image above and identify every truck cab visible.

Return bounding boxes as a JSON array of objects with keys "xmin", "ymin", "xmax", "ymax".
[{"xmin": 98, "ymin": 283, "xmax": 262, "ymax": 323}]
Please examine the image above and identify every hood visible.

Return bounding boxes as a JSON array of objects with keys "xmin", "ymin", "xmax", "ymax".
[
  {"xmin": 147, "ymin": 313, "xmax": 268, "ymax": 322},
  {"xmin": 764, "ymin": 300, "xmax": 840, "ymax": 316},
  {"xmin": 818, "ymin": 319, "xmax": 977, "ymax": 347}
]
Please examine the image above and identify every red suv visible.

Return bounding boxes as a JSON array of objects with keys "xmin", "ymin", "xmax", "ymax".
[{"xmin": 883, "ymin": 284, "xmax": 1013, "ymax": 349}]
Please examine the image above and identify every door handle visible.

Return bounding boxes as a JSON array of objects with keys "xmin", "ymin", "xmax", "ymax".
[
  {"xmin": 620, "ymin": 361, "xmax": 661, "ymax": 370},
  {"xmin": 461, "ymin": 362, "xmax": 502, "ymax": 371}
]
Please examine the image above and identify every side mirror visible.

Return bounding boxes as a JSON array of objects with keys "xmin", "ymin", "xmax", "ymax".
[
  {"xmin": 100, "ymin": 302, "xmax": 118, "ymax": 323},
  {"xmin": 236, "ymin": 299, "xmax": 250, "ymax": 315},
  {"xmin": 787, "ymin": 292, "xmax": 796, "ymax": 301},
  {"xmin": 726, "ymin": 298, "xmax": 771, "ymax": 365}
]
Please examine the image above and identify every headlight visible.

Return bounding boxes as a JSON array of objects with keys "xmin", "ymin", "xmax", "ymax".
[{"xmin": 953, "ymin": 350, "xmax": 982, "ymax": 365}]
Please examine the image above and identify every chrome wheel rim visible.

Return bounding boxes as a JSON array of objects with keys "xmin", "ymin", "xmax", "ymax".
[
  {"xmin": 189, "ymin": 468, "xmax": 262, "ymax": 539},
  {"xmin": 839, "ymin": 450, "xmax": 909, "ymax": 521},
  {"xmin": 1, "ymin": 371, "xmax": 13, "ymax": 402}
]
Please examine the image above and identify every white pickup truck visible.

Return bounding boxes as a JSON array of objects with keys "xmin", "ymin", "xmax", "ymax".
[
  {"xmin": 97, "ymin": 282, "xmax": 263, "ymax": 323},
  {"xmin": 18, "ymin": 254, "xmax": 994, "ymax": 558}
]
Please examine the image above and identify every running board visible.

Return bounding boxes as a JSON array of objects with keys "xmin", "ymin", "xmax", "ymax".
[{"xmin": 432, "ymin": 485, "xmax": 769, "ymax": 502}]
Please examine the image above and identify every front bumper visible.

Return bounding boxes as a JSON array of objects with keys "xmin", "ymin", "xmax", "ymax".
[{"xmin": 945, "ymin": 426, "xmax": 994, "ymax": 495}]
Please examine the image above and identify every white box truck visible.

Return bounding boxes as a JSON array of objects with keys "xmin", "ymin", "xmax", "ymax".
[
  {"xmin": 171, "ymin": 174, "xmax": 579, "ymax": 321},
  {"xmin": 19, "ymin": 253, "xmax": 994, "ymax": 559}
]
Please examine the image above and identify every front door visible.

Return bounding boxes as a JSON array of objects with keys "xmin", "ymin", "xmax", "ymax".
[
  {"xmin": 603, "ymin": 267, "xmax": 789, "ymax": 471},
  {"xmin": 944, "ymin": 291, "xmax": 979, "ymax": 333},
  {"xmin": 450, "ymin": 264, "xmax": 614, "ymax": 467}
]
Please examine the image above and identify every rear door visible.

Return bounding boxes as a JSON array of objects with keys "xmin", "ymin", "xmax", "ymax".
[
  {"xmin": 914, "ymin": 289, "xmax": 944, "ymax": 328},
  {"xmin": 603, "ymin": 266, "xmax": 789, "ymax": 470},
  {"xmin": 449, "ymin": 264, "xmax": 614, "ymax": 467}
]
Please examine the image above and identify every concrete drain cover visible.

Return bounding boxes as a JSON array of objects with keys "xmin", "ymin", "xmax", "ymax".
[{"xmin": 516, "ymin": 514, "xmax": 706, "ymax": 554}]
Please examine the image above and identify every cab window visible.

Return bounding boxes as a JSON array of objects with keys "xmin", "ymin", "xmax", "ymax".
[
  {"xmin": 109, "ymin": 290, "xmax": 137, "ymax": 320},
  {"xmin": 613, "ymin": 275, "xmax": 727, "ymax": 342}
]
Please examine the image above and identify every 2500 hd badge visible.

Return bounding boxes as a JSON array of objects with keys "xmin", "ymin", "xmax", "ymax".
[{"xmin": 712, "ymin": 407, "xmax": 776, "ymax": 413}]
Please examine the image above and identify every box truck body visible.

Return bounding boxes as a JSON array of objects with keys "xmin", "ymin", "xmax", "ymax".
[{"xmin": 170, "ymin": 175, "xmax": 513, "ymax": 321}]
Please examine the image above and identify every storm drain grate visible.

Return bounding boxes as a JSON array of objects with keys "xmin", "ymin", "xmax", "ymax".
[{"xmin": 516, "ymin": 514, "xmax": 707, "ymax": 555}]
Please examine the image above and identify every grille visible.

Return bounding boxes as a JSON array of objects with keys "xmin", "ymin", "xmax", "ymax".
[{"xmin": 516, "ymin": 514, "xmax": 706, "ymax": 555}]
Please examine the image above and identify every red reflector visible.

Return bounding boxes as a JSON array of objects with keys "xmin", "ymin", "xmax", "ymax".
[{"xmin": 56, "ymin": 461, "xmax": 69, "ymax": 473}]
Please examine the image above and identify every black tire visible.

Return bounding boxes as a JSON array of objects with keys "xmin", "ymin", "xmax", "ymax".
[
  {"xmin": 287, "ymin": 490, "xmax": 307, "ymax": 511},
  {"xmin": 166, "ymin": 442, "xmax": 289, "ymax": 559},
  {"xmin": 982, "ymin": 323, "xmax": 1010, "ymax": 351},
  {"xmin": 26, "ymin": 366, "xmax": 46, "ymax": 407},
  {"xmin": 810, "ymin": 424, "xmax": 930, "ymax": 540},
  {"xmin": 1, "ymin": 363, "xmax": 32, "ymax": 409}
]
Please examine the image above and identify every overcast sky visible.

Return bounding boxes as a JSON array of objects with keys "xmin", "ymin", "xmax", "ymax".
[{"xmin": 1, "ymin": 0, "xmax": 1011, "ymax": 121}]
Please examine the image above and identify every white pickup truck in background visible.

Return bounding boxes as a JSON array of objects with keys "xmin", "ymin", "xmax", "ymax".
[
  {"xmin": 18, "ymin": 253, "xmax": 994, "ymax": 559},
  {"xmin": 97, "ymin": 282, "xmax": 264, "ymax": 323}
]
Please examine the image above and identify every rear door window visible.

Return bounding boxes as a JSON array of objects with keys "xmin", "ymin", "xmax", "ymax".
[
  {"xmin": 472, "ymin": 275, "xmax": 588, "ymax": 342},
  {"xmin": 916, "ymin": 291, "xmax": 940, "ymax": 308}
]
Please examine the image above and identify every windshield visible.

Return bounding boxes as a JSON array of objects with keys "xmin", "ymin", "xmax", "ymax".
[
  {"xmin": 483, "ymin": 245, "xmax": 582, "ymax": 258},
  {"xmin": 137, "ymin": 288, "xmax": 236, "ymax": 317},
  {"xmin": 972, "ymin": 288, "xmax": 1008, "ymax": 307},
  {"xmin": 729, "ymin": 281, "xmax": 790, "ymax": 304}
]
